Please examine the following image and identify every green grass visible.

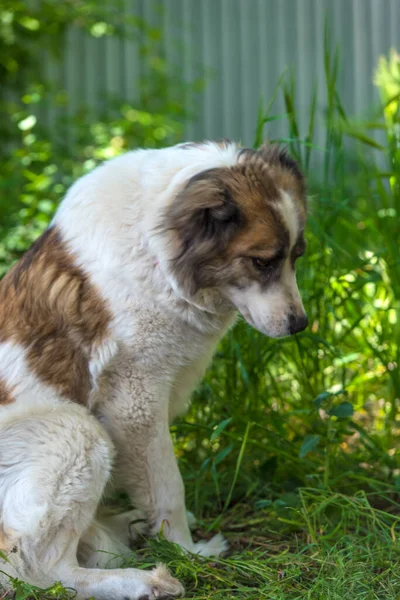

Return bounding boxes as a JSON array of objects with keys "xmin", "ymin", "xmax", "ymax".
[
  {"xmin": 2, "ymin": 35, "xmax": 400, "ymax": 600},
  {"xmin": 5, "ymin": 494, "xmax": 400, "ymax": 599},
  {"xmin": 141, "ymin": 493, "xmax": 400, "ymax": 600}
]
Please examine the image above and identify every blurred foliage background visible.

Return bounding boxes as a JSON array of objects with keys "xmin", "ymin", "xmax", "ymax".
[
  {"xmin": 0, "ymin": 0, "xmax": 195, "ymax": 274},
  {"xmin": 1, "ymin": 1, "xmax": 400, "ymax": 597}
]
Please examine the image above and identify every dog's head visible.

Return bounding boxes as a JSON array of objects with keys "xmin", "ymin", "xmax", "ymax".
[{"xmin": 163, "ymin": 142, "xmax": 308, "ymax": 338}]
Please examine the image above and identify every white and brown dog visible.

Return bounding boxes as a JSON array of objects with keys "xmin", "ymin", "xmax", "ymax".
[{"xmin": 0, "ymin": 140, "xmax": 307, "ymax": 599}]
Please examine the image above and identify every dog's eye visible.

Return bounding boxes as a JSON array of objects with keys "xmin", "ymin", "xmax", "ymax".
[
  {"xmin": 293, "ymin": 240, "xmax": 307, "ymax": 260},
  {"xmin": 252, "ymin": 257, "xmax": 272, "ymax": 271}
]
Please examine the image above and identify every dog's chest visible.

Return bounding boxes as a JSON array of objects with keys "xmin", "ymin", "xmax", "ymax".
[
  {"xmin": 89, "ymin": 308, "xmax": 228, "ymax": 415},
  {"xmin": 119, "ymin": 311, "xmax": 220, "ymax": 372}
]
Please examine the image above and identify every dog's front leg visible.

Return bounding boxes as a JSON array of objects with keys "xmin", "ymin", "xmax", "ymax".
[{"xmin": 98, "ymin": 362, "xmax": 226, "ymax": 556}]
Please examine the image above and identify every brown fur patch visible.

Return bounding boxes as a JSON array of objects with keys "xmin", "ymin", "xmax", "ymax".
[
  {"xmin": 0, "ymin": 526, "xmax": 10, "ymax": 551},
  {"xmin": 0, "ymin": 525, "xmax": 17, "ymax": 552},
  {"xmin": 0, "ymin": 227, "xmax": 111, "ymax": 404},
  {"xmin": 240, "ymin": 143, "xmax": 307, "ymax": 212},
  {"xmin": 0, "ymin": 377, "xmax": 14, "ymax": 405},
  {"xmin": 164, "ymin": 143, "xmax": 307, "ymax": 294}
]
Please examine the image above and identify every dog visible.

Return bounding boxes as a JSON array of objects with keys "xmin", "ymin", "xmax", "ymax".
[{"xmin": 0, "ymin": 140, "xmax": 307, "ymax": 599}]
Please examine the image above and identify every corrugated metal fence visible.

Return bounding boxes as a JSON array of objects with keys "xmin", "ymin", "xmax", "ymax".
[{"xmin": 45, "ymin": 0, "xmax": 400, "ymax": 147}]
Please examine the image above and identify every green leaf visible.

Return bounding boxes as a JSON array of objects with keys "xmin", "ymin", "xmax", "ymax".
[
  {"xmin": 329, "ymin": 401, "xmax": 354, "ymax": 419},
  {"xmin": 214, "ymin": 444, "xmax": 234, "ymax": 465},
  {"xmin": 18, "ymin": 16, "xmax": 40, "ymax": 31},
  {"xmin": 18, "ymin": 115, "xmax": 36, "ymax": 131},
  {"xmin": 210, "ymin": 418, "xmax": 232, "ymax": 441},
  {"xmin": 255, "ymin": 499, "xmax": 273, "ymax": 509},
  {"xmin": 0, "ymin": 549, "xmax": 8, "ymax": 562},
  {"xmin": 200, "ymin": 457, "xmax": 210, "ymax": 473},
  {"xmin": 299, "ymin": 434, "xmax": 321, "ymax": 458},
  {"xmin": 313, "ymin": 392, "xmax": 331, "ymax": 409}
]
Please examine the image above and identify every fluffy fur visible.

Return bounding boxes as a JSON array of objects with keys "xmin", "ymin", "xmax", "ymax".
[{"xmin": 0, "ymin": 140, "xmax": 307, "ymax": 599}]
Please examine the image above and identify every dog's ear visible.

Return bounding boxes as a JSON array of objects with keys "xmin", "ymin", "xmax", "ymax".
[
  {"xmin": 166, "ymin": 169, "xmax": 243, "ymax": 257},
  {"xmin": 162, "ymin": 169, "xmax": 244, "ymax": 293}
]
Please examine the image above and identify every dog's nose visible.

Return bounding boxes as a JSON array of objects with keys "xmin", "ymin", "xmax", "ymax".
[{"xmin": 289, "ymin": 313, "xmax": 309, "ymax": 335}]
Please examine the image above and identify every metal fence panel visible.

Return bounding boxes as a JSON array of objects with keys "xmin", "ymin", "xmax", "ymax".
[{"xmin": 45, "ymin": 0, "xmax": 399, "ymax": 147}]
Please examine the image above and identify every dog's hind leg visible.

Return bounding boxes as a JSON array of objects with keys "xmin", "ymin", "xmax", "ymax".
[
  {"xmin": 77, "ymin": 519, "xmax": 133, "ymax": 568},
  {"xmin": 78, "ymin": 506, "xmax": 149, "ymax": 568},
  {"xmin": 0, "ymin": 403, "xmax": 184, "ymax": 600}
]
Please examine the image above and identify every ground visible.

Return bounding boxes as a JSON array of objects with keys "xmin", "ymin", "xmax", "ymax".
[{"xmin": 3, "ymin": 490, "xmax": 400, "ymax": 599}]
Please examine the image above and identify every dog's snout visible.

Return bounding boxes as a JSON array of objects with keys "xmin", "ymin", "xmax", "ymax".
[{"xmin": 289, "ymin": 313, "xmax": 308, "ymax": 335}]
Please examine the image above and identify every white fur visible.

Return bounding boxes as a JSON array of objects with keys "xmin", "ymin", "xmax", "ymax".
[
  {"xmin": 278, "ymin": 191, "xmax": 299, "ymax": 247},
  {"xmin": 0, "ymin": 142, "xmax": 305, "ymax": 597},
  {"xmin": 0, "ymin": 341, "xmax": 65, "ymax": 423}
]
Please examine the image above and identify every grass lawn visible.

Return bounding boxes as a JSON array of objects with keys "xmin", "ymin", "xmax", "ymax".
[
  {"xmin": 6, "ymin": 489, "xmax": 400, "ymax": 599},
  {"xmin": 132, "ymin": 493, "xmax": 400, "ymax": 600}
]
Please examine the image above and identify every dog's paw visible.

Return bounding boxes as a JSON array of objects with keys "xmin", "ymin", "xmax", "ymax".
[
  {"xmin": 192, "ymin": 533, "xmax": 228, "ymax": 557},
  {"xmin": 148, "ymin": 564, "xmax": 185, "ymax": 599},
  {"xmin": 186, "ymin": 510, "xmax": 197, "ymax": 531},
  {"xmin": 119, "ymin": 565, "xmax": 184, "ymax": 600},
  {"xmin": 84, "ymin": 564, "xmax": 184, "ymax": 600}
]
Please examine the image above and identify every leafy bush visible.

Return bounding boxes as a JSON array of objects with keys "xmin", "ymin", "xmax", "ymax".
[{"xmin": 0, "ymin": 0, "xmax": 191, "ymax": 274}]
